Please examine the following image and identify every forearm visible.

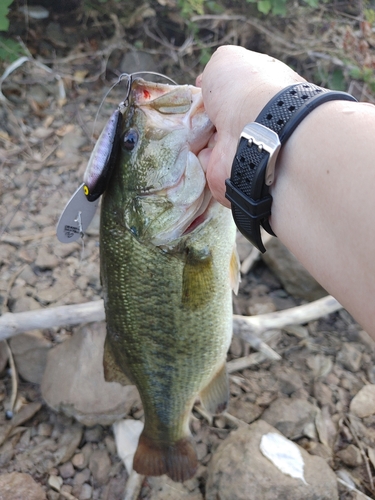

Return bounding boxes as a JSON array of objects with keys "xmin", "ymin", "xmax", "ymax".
[{"xmin": 270, "ymin": 100, "xmax": 375, "ymax": 336}]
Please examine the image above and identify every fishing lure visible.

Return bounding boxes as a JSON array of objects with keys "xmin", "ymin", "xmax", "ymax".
[
  {"xmin": 83, "ymin": 107, "xmax": 123, "ymax": 202},
  {"xmin": 57, "ymin": 71, "xmax": 178, "ymax": 243}
]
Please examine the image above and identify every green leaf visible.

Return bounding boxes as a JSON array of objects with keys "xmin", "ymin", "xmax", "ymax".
[
  {"xmin": 271, "ymin": 0, "xmax": 287, "ymax": 15},
  {"xmin": 303, "ymin": 0, "xmax": 319, "ymax": 7},
  {"xmin": 0, "ymin": 0, "xmax": 13, "ymax": 32},
  {"xmin": 257, "ymin": 1, "xmax": 271, "ymax": 15},
  {"xmin": 0, "ymin": 18, "xmax": 9, "ymax": 32},
  {"xmin": 329, "ymin": 68, "xmax": 346, "ymax": 91},
  {"xmin": 0, "ymin": 36, "xmax": 26, "ymax": 63}
]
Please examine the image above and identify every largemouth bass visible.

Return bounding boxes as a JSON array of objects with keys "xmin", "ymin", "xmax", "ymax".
[{"xmin": 101, "ymin": 78, "xmax": 238, "ymax": 482}]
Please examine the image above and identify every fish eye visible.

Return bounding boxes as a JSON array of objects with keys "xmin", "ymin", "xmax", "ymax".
[{"xmin": 123, "ymin": 129, "xmax": 138, "ymax": 151}]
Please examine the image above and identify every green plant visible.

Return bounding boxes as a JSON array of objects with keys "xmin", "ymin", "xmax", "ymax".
[
  {"xmin": 0, "ymin": 0, "xmax": 13, "ymax": 31},
  {"xmin": 350, "ymin": 65, "xmax": 375, "ymax": 93},
  {"xmin": 0, "ymin": 36, "xmax": 27, "ymax": 63},
  {"xmin": 246, "ymin": 0, "xmax": 327, "ymax": 16},
  {"xmin": 177, "ymin": 0, "xmax": 205, "ymax": 17}
]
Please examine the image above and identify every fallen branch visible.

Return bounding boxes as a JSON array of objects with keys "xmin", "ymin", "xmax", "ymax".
[
  {"xmin": 0, "ymin": 295, "xmax": 342, "ymax": 342},
  {"xmin": 0, "ymin": 301, "xmax": 105, "ymax": 341},
  {"xmin": 233, "ymin": 295, "xmax": 342, "ymax": 342}
]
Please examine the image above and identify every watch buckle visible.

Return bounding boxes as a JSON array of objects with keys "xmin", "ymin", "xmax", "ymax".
[{"xmin": 241, "ymin": 122, "xmax": 281, "ymax": 186}]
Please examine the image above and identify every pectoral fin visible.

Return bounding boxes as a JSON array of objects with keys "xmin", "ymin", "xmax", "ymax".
[
  {"xmin": 200, "ymin": 363, "xmax": 229, "ymax": 415},
  {"xmin": 182, "ymin": 247, "xmax": 213, "ymax": 310},
  {"xmin": 103, "ymin": 337, "xmax": 133, "ymax": 386}
]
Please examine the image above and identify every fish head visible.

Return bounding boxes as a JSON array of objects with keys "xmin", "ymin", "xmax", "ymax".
[{"xmin": 110, "ymin": 78, "xmax": 216, "ymax": 247}]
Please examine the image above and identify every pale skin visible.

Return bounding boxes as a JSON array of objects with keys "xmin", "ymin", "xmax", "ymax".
[{"xmin": 197, "ymin": 45, "xmax": 375, "ymax": 339}]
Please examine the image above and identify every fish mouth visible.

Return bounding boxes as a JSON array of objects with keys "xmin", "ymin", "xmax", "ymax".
[{"xmin": 182, "ymin": 189, "xmax": 213, "ymax": 236}]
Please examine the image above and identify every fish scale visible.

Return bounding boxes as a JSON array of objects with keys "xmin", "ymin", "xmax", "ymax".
[{"xmin": 100, "ymin": 78, "xmax": 237, "ymax": 482}]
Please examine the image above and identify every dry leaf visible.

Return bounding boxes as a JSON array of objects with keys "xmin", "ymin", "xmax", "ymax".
[
  {"xmin": 307, "ymin": 354, "xmax": 333, "ymax": 379},
  {"xmin": 367, "ymin": 447, "xmax": 375, "ymax": 469},
  {"xmin": 55, "ymin": 124, "xmax": 75, "ymax": 137},
  {"xmin": 113, "ymin": 419, "xmax": 144, "ymax": 474},
  {"xmin": 315, "ymin": 405, "xmax": 336, "ymax": 450},
  {"xmin": 260, "ymin": 432, "xmax": 307, "ymax": 484}
]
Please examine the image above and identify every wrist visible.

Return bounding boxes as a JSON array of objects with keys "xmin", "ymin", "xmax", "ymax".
[{"xmin": 225, "ymin": 83, "xmax": 357, "ymax": 252}]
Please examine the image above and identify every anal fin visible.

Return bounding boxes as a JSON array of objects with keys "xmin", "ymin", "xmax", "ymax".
[
  {"xmin": 133, "ymin": 432, "xmax": 198, "ymax": 483},
  {"xmin": 200, "ymin": 363, "xmax": 229, "ymax": 415},
  {"xmin": 103, "ymin": 337, "xmax": 133, "ymax": 386}
]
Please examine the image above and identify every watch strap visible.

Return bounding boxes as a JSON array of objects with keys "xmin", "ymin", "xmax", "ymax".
[{"xmin": 226, "ymin": 83, "xmax": 357, "ymax": 253}]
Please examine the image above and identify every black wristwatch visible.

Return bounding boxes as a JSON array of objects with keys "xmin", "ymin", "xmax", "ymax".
[{"xmin": 225, "ymin": 82, "xmax": 357, "ymax": 253}]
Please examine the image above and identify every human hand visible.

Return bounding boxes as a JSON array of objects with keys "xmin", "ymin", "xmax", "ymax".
[{"xmin": 196, "ymin": 45, "xmax": 305, "ymax": 206}]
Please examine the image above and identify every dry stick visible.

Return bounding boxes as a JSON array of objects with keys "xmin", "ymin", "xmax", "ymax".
[
  {"xmin": 123, "ymin": 471, "xmax": 144, "ymax": 500},
  {"xmin": 337, "ymin": 478, "xmax": 374, "ymax": 500},
  {"xmin": 345, "ymin": 415, "xmax": 375, "ymax": 492},
  {"xmin": 0, "ymin": 294, "xmax": 342, "ymax": 342},
  {"xmin": 233, "ymin": 295, "xmax": 342, "ymax": 340}
]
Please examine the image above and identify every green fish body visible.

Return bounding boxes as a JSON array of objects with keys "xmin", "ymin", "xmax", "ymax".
[{"xmin": 101, "ymin": 79, "xmax": 238, "ymax": 482}]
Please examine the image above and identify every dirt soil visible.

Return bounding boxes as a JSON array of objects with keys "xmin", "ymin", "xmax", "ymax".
[{"xmin": 1, "ymin": 2, "xmax": 375, "ymax": 499}]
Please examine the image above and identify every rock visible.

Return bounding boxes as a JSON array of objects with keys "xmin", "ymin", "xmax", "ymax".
[
  {"xmin": 84, "ymin": 425, "xmax": 103, "ymax": 443},
  {"xmin": 277, "ymin": 367, "xmax": 304, "ymax": 395},
  {"xmin": 48, "ymin": 474, "xmax": 63, "ymax": 491},
  {"xmin": 41, "ymin": 322, "xmax": 140, "ymax": 426},
  {"xmin": 261, "ymin": 398, "xmax": 319, "ymax": 439},
  {"xmin": 0, "ymin": 472, "xmax": 47, "ymax": 500},
  {"xmin": 147, "ymin": 475, "xmax": 203, "ymax": 500},
  {"xmin": 9, "ymin": 331, "xmax": 52, "ymax": 383},
  {"xmin": 261, "ymin": 238, "xmax": 327, "ymax": 301},
  {"xmin": 35, "ymin": 246, "xmax": 59, "ymax": 270},
  {"xmin": 89, "ymin": 449, "xmax": 111, "ymax": 485},
  {"xmin": 79, "ymin": 483, "xmax": 92, "ymax": 500},
  {"xmin": 54, "ymin": 241, "xmax": 80, "ymax": 259},
  {"xmin": 19, "ymin": 264, "xmax": 38, "ymax": 286},
  {"xmin": 73, "ymin": 467, "xmax": 91, "ymax": 486},
  {"xmin": 11, "ymin": 296, "xmax": 41, "ymax": 313},
  {"xmin": 349, "ymin": 384, "xmax": 375, "ymax": 418},
  {"xmin": 206, "ymin": 420, "xmax": 338, "ymax": 500},
  {"xmin": 247, "ymin": 296, "xmax": 276, "ymax": 315},
  {"xmin": 336, "ymin": 444, "xmax": 362, "ymax": 467},
  {"xmin": 101, "ymin": 475, "xmax": 127, "ymax": 500},
  {"xmin": 73, "ymin": 444, "xmax": 93, "ymax": 470},
  {"xmin": 229, "ymin": 397, "xmax": 263, "ymax": 424},
  {"xmin": 54, "ymin": 423, "xmax": 83, "ymax": 465},
  {"xmin": 337, "ymin": 343, "xmax": 362, "ymax": 372},
  {"xmin": 59, "ymin": 460, "xmax": 75, "ymax": 478},
  {"xmin": 36, "ymin": 276, "xmax": 75, "ymax": 304}
]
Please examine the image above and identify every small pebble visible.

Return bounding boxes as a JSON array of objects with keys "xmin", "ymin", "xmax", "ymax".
[
  {"xmin": 48, "ymin": 474, "xmax": 63, "ymax": 492},
  {"xmin": 79, "ymin": 482, "xmax": 93, "ymax": 500},
  {"xmin": 336, "ymin": 444, "xmax": 363, "ymax": 467},
  {"xmin": 38, "ymin": 423, "xmax": 53, "ymax": 437},
  {"xmin": 84, "ymin": 425, "xmax": 103, "ymax": 443},
  {"xmin": 72, "ymin": 452, "xmax": 85, "ymax": 468},
  {"xmin": 59, "ymin": 461, "xmax": 75, "ymax": 479},
  {"xmin": 73, "ymin": 468, "xmax": 91, "ymax": 486}
]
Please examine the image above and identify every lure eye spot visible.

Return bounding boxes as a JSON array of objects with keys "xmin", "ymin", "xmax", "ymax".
[
  {"xmin": 83, "ymin": 184, "xmax": 89, "ymax": 196},
  {"xmin": 123, "ymin": 129, "xmax": 138, "ymax": 151}
]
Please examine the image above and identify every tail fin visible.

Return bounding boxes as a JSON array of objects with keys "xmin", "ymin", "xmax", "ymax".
[{"xmin": 133, "ymin": 432, "xmax": 198, "ymax": 482}]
